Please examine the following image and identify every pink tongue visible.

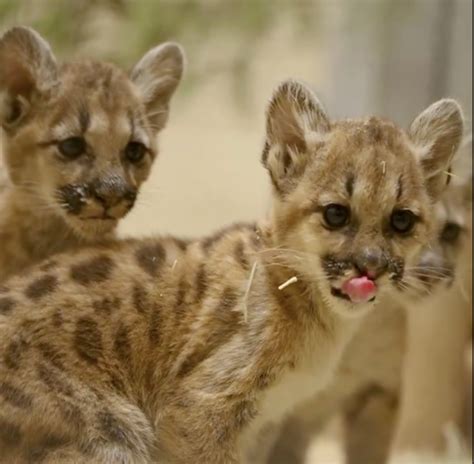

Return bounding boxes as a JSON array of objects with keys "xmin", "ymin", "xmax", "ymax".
[{"xmin": 341, "ymin": 276, "xmax": 377, "ymax": 303}]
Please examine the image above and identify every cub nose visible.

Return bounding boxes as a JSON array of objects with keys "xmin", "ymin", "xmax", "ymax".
[
  {"xmin": 354, "ymin": 247, "xmax": 388, "ymax": 279},
  {"xmin": 91, "ymin": 176, "xmax": 136, "ymax": 209}
]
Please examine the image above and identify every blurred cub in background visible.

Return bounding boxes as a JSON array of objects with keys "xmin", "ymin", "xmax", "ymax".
[
  {"xmin": 265, "ymin": 139, "xmax": 472, "ymax": 464},
  {"xmin": 0, "ymin": 26, "xmax": 184, "ymax": 281}
]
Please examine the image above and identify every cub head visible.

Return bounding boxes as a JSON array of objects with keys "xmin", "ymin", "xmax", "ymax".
[
  {"xmin": 0, "ymin": 26, "xmax": 184, "ymax": 238},
  {"xmin": 395, "ymin": 138, "xmax": 472, "ymax": 302},
  {"xmin": 262, "ymin": 80, "xmax": 464, "ymax": 318}
]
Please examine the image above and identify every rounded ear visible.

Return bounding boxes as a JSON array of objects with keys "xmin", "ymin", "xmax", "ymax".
[
  {"xmin": 0, "ymin": 26, "xmax": 57, "ymax": 128},
  {"xmin": 262, "ymin": 79, "xmax": 330, "ymax": 195},
  {"xmin": 130, "ymin": 42, "xmax": 185, "ymax": 131},
  {"xmin": 408, "ymin": 99, "xmax": 464, "ymax": 200}
]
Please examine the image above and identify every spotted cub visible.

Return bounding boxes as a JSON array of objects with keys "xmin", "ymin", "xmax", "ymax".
[
  {"xmin": 0, "ymin": 26, "xmax": 184, "ymax": 281},
  {"xmin": 0, "ymin": 80, "xmax": 463, "ymax": 463}
]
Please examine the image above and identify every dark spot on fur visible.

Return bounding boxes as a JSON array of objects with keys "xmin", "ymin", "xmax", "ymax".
[
  {"xmin": 37, "ymin": 343, "xmax": 65, "ymax": 371},
  {"xmin": 135, "ymin": 242, "xmax": 165, "ymax": 277},
  {"xmin": 93, "ymin": 297, "xmax": 120, "ymax": 317},
  {"xmin": 37, "ymin": 362, "xmax": 73, "ymax": 397},
  {"xmin": 174, "ymin": 278, "xmax": 187, "ymax": 314},
  {"xmin": 0, "ymin": 382, "xmax": 33, "ymax": 409},
  {"xmin": 0, "ymin": 419, "xmax": 22, "ymax": 446},
  {"xmin": 4, "ymin": 335, "xmax": 27, "ymax": 370},
  {"xmin": 52, "ymin": 309, "xmax": 64, "ymax": 328},
  {"xmin": 201, "ymin": 229, "xmax": 226, "ymax": 251},
  {"xmin": 108, "ymin": 374, "xmax": 127, "ymax": 395},
  {"xmin": 397, "ymin": 175, "xmax": 404, "ymax": 200},
  {"xmin": 0, "ymin": 297, "xmax": 15, "ymax": 315},
  {"xmin": 219, "ymin": 287, "xmax": 239, "ymax": 313},
  {"xmin": 79, "ymin": 105, "xmax": 90, "ymax": 133},
  {"xmin": 345, "ymin": 174, "xmax": 354, "ymax": 197},
  {"xmin": 0, "ymin": 285, "xmax": 8, "ymax": 294},
  {"xmin": 74, "ymin": 317, "xmax": 103, "ymax": 364},
  {"xmin": 173, "ymin": 238, "xmax": 189, "ymax": 251},
  {"xmin": 133, "ymin": 284, "xmax": 149, "ymax": 313},
  {"xmin": 234, "ymin": 240, "xmax": 250, "ymax": 271},
  {"xmin": 25, "ymin": 274, "xmax": 58, "ymax": 300},
  {"xmin": 148, "ymin": 304, "xmax": 161, "ymax": 344},
  {"xmin": 114, "ymin": 323, "xmax": 132, "ymax": 366},
  {"xmin": 194, "ymin": 264, "xmax": 208, "ymax": 304},
  {"xmin": 70, "ymin": 255, "xmax": 115, "ymax": 285}
]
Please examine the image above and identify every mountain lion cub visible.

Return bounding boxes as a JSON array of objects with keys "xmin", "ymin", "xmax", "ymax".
[
  {"xmin": 0, "ymin": 26, "xmax": 184, "ymax": 281},
  {"xmin": 0, "ymin": 80, "xmax": 463, "ymax": 463}
]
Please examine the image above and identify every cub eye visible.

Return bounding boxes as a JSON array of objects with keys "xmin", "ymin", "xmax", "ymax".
[
  {"xmin": 391, "ymin": 209, "xmax": 417, "ymax": 234},
  {"xmin": 323, "ymin": 204, "xmax": 350, "ymax": 229},
  {"xmin": 440, "ymin": 222, "xmax": 461, "ymax": 243},
  {"xmin": 125, "ymin": 141, "xmax": 147, "ymax": 163},
  {"xmin": 57, "ymin": 137, "xmax": 86, "ymax": 160}
]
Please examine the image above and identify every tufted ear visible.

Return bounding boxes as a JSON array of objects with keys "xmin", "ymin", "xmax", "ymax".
[
  {"xmin": 409, "ymin": 99, "xmax": 464, "ymax": 200},
  {"xmin": 130, "ymin": 42, "xmax": 184, "ymax": 131},
  {"xmin": 262, "ymin": 79, "xmax": 330, "ymax": 195},
  {"xmin": 0, "ymin": 26, "xmax": 58, "ymax": 129}
]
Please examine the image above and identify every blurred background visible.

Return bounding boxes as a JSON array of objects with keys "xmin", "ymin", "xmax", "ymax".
[{"xmin": 0, "ymin": 1, "xmax": 471, "ymax": 462}]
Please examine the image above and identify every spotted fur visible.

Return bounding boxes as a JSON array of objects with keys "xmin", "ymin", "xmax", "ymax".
[{"xmin": 0, "ymin": 80, "xmax": 463, "ymax": 463}]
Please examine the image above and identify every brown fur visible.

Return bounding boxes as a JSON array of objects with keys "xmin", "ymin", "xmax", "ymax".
[
  {"xmin": 0, "ymin": 80, "xmax": 463, "ymax": 463},
  {"xmin": 0, "ymin": 26, "xmax": 184, "ymax": 281},
  {"xmin": 265, "ymin": 143, "xmax": 472, "ymax": 464}
]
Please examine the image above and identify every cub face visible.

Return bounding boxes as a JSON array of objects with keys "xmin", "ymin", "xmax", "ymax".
[
  {"xmin": 262, "ymin": 80, "xmax": 464, "ymax": 318},
  {"xmin": 0, "ymin": 26, "xmax": 184, "ymax": 238},
  {"xmin": 397, "ymin": 143, "xmax": 472, "ymax": 300}
]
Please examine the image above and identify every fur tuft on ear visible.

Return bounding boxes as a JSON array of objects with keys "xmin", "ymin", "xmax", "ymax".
[
  {"xmin": 130, "ymin": 42, "xmax": 184, "ymax": 131},
  {"xmin": 262, "ymin": 79, "xmax": 330, "ymax": 195},
  {"xmin": 0, "ymin": 26, "xmax": 57, "ymax": 127},
  {"xmin": 409, "ymin": 99, "xmax": 464, "ymax": 199}
]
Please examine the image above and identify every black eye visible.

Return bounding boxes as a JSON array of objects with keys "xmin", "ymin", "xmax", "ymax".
[
  {"xmin": 323, "ymin": 204, "xmax": 350, "ymax": 229},
  {"xmin": 391, "ymin": 209, "xmax": 417, "ymax": 234},
  {"xmin": 125, "ymin": 141, "xmax": 147, "ymax": 163},
  {"xmin": 440, "ymin": 222, "xmax": 461, "ymax": 243},
  {"xmin": 57, "ymin": 137, "xmax": 86, "ymax": 160}
]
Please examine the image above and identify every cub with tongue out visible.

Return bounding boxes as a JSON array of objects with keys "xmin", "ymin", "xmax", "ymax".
[{"xmin": 243, "ymin": 81, "xmax": 463, "ymax": 461}]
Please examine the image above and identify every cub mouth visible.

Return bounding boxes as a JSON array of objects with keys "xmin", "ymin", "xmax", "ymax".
[
  {"xmin": 331, "ymin": 275, "xmax": 377, "ymax": 303},
  {"xmin": 331, "ymin": 287, "xmax": 376, "ymax": 303}
]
